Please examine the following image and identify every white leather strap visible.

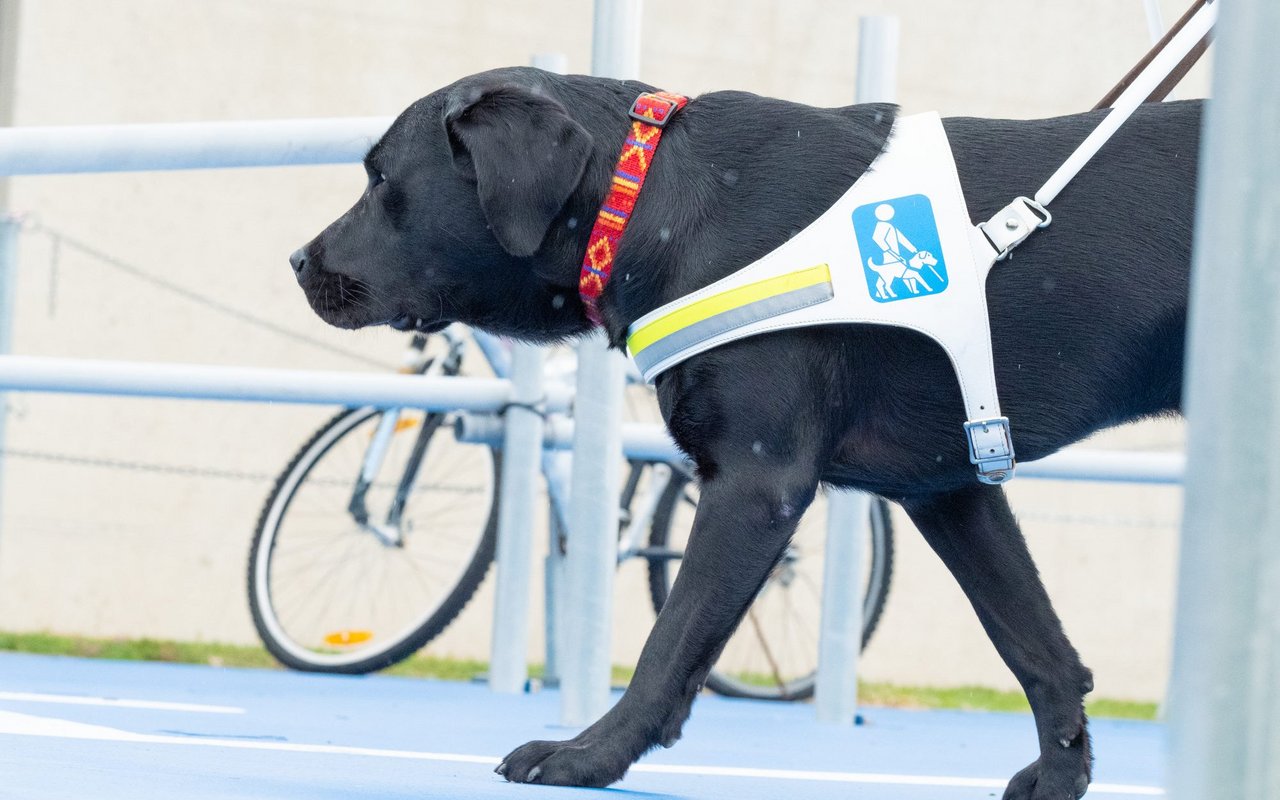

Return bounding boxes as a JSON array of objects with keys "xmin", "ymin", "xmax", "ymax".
[
  {"xmin": 1035, "ymin": 0, "xmax": 1216, "ymax": 207},
  {"xmin": 978, "ymin": 0, "xmax": 1217, "ymax": 264}
]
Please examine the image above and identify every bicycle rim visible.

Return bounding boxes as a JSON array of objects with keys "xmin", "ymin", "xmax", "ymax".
[{"xmin": 250, "ymin": 406, "xmax": 497, "ymax": 672}]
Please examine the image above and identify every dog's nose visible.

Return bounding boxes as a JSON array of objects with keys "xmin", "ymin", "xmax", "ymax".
[{"xmin": 289, "ymin": 247, "xmax": 308, "ymax": 276}]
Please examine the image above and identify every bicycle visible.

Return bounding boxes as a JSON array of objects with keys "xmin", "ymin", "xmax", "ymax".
[{"xmin": 248, "ymin": 326, "xmax": 894, "ymax": 701}]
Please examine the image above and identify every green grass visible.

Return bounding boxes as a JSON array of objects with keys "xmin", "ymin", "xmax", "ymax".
[
  {"xmin": 860, "ymin": 681, "xmax": 1034, "ymax": 714},
  {"xmin": 0, "ymin": 630, "xmax": 1157, "ymax": 721},
  {"xmin": 0, "ymin": 630, "xmax": 279, "ymax": 669}
]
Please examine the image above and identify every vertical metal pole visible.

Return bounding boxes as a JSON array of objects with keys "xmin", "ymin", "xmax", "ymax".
[
  {"xmin": 1141, "ymin": 0, "xmax": 1176, "ymax": 100},
  {"xmin": 560, "ymin": 0, "xmax": 640, "ymax": 727},
  {"xmin": 530, "ymin": 51, "xmax": 569, "ymax": 688},
  {"xmin": 488, "ymin": 343, "xmax": 546, "ymax": 693},
  {"xmin": 561, "ymin": 335, "xmax": 626, "ymax": 723},
  {"xmin": 816, "ymin": 490, "xmax": 871, "ymax": 723},
  {"xmin": 543, "ymin": 506, "xmax": 562, "ymax": 685},
  {"xmin": 814, "ymin": 14, "xmax": 899, "ymax": 726},
  {"xmin": 1168, "ymin": 2, "xmax": 1280, "ymax": 798},
  {"xmin": 541, "ymin": 447, "xmax": 572, "ymax": 687},
  {"xmin": 1143, "ymin": 0, "xmax": 1168, "ymax": 44},
  {"xmin": 0, "ymin": 215, "xmax": 17, "ymax": 529},
  {"xmin": 590, "ymin": 0, "xmax": 642, "ymax": 85},
  {"xmin": 854, "ymin": 16, "xmax": 900, "ymax": 108},
  {"xmin": 0, "ymin": 0, "xmax": 20, "ymax": 535},
  {"xmin": 531, "ymin": 52, "xmax": 568, "ymax": 75},
  {"xmin": 0, "ymin": 1, "xmax": 19, "ymax": 177}
]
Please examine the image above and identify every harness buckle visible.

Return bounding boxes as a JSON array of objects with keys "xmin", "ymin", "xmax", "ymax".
[
  {"xmin": 629, "ymin": 93, "xmax": 681, "ymax": 128},
  {"xmin": 978, "ymin": 196, "xmax": 1052, "ymax": 261},
  {"xmin": 963, "ymin": 417, "xmax": 1016, "ymax": 485}
]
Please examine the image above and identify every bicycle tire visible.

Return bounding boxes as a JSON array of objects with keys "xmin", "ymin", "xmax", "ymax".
[
  {"xmin": 248, "ymin": 405, "xmax": 500, "ymax": 674},
  {"xmin": 646, "ymin": 476, "xmax": 894, "ymax": 701}
]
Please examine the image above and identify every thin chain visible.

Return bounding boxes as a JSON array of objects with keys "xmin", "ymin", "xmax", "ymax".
[
  {"xmin": 22, "ymin": 221, "xmax": 393, "ymax": 370},
  {"xmin": 1019, "ymin": 510, "xmax": 1179, "ymax": 530},
  {"xmin": 0, "ymin": 446, "xmax": 277, "ymax": 483},
  {"xmin": 0, "ymin": 446, "xmax": 488, "ymax": 496}
]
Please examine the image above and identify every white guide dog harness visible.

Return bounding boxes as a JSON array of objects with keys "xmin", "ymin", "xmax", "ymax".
[{"xmin": 625, "ymin": 1, "xmax": 1217, "ymax": 484}]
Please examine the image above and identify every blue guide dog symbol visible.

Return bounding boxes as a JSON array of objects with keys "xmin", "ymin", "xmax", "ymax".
[{"xmin": 852, "ymin": 194, "xmax": 948, "ymax": 303}]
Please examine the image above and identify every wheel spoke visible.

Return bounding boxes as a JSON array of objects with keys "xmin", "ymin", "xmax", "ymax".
[
  {"xmin": 745, "ymin": 606, "xmax": 788, "ymax": 694},
  {"xmin": 253, "ymin": 407, "xmax": 498, "ymax": 670}
]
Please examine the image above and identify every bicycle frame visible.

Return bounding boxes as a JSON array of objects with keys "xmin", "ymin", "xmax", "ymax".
[
  {"xmin": 347, "ymin": 325, "xmax": 687, "ymax": 563},
  {"xmin": 344, "ymin": 331, "xmax": 460, "ymax": 545}
]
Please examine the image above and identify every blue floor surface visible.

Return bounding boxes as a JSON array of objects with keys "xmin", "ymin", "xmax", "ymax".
[{"xmin": 0, "ymin": 652, "xmax": 1164, "ymax": 799}]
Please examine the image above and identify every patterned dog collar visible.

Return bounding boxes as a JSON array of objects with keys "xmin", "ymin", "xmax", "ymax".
[{"xmin": 578, "ymin": 91, "xmax": 689, "ymax": 326}]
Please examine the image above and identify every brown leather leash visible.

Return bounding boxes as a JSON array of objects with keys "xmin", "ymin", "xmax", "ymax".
[{"xmin": 1095, "ymin": 0, "xmax": 1214, "ymax": 110}]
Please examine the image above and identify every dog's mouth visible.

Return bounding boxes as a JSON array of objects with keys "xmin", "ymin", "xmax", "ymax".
[
  {"xmin": 305, "ymin": 271, "xmax": 388, "ymax": 330},
  {"xmin": 302, "ymin": 268, "xmax": 451, "ymax": 334},
  {"xmin": 386, "ymin": 313, "xmax": 450, "ymax": 334}
]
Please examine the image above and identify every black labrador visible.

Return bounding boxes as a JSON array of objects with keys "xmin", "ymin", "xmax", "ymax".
[{"xmin": 290, "ymin": 66, "xmax": 1199, "ymax": 800}]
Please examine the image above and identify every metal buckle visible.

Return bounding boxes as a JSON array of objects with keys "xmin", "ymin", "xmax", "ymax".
[
  {"xmin": 978, "ymin": 197, "xmax": 1052, "ymax": 261},
  {"xmin": 629, "ymin": 94, "xmax": 680, "ymax": 128},
  {"xmin": 963, "ymin": 417, "xmax": 1016, "ymax": 485}
]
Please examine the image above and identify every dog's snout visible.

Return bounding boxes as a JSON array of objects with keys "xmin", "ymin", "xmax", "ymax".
[{"xmin": 289, "ymin": 247, "xmax": 309, "ymax": 276}]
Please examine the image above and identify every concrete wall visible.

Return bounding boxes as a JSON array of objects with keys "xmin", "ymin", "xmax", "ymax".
[{"xmin": 0, "ymin": 0, "xmax": 1206, "ymax": 702}]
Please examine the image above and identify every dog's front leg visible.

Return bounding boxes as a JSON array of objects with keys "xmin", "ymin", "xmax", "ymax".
[
  {"xmin": 902, "ymin": 485, "xmax": 1094, "ymax": 800},
  {"xmin": 498, "ymin": 460, "xmax": 821, "ymax": 787}
]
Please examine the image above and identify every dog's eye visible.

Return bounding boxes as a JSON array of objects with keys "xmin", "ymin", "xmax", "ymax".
[{"xmin": 369, "ymin": 172, "xmax": 387, "ymax": 189}]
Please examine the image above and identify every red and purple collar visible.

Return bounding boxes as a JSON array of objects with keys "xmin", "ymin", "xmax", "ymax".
[{"xmin": 578, "ymin": 90, "xmax": 689, "ymax": 326}]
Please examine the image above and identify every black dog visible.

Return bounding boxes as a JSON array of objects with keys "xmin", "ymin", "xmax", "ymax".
[{"xmin": 291, "ymin": 66, "xmax": 1200, "ymax": 799}]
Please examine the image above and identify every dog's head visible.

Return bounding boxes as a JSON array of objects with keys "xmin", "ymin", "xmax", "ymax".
[
  {"xmin": 913, "ymin": 250, "xmax": 937, "ymax": 268},
  {"xmin": 290, "ymin": 68, "xmax": 600, "ymax": 340}
]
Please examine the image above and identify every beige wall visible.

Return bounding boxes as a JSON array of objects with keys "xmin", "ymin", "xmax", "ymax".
[{"xmin": 0, "ymin": 0, "xmax": 1206, "ymax": 702}]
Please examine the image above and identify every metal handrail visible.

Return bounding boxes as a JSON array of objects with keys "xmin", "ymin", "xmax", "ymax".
[{"xmin": 0, "ymin": 117, "xmax": 391, "ymax": 175}]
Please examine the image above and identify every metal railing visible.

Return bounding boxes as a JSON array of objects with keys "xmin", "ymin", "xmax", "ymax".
[
  {"xmin": 0, "ymin": 4, "xmax": 1190, "ymax": 736},
  {"xmin": 0, "ymin": 117, "xmax": 392, "ymax": 175}
]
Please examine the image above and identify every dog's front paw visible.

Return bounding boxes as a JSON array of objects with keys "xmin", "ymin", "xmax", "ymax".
[
  {"xmin": 496, "ymin": 735, "xmax": 634, "ymax": 788},
  {"xmin": 1002, "ymin": 737, "xmax": 1091, "ymax": 800}
]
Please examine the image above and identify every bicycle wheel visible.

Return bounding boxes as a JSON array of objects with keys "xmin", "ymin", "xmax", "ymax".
[
  {"xmin": 647, "ymin": 475, "xmax": 894, "ymax": 701},
  {"xmin": 249, "ymin": 405, "xmax": 499, "ymax": 674}
]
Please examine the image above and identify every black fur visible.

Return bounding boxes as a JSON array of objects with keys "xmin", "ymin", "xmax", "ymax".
[{"xmin": 292, "ymin": 66, "xmax": 1201, "ymax": 800}]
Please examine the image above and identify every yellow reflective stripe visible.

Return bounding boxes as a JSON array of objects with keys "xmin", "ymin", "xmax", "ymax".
[{"xmin": 628, "ymin": 264, "xmax": 831, "ymax": 355}]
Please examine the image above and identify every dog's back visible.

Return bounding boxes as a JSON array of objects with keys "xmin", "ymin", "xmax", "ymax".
[
  {"xmin": 958, "ymin": 102, "xmax": 1200, "ymax": 458},
  {"xmin": 649, "ymin": 100, "xmax": 1203, "ymax": 496}
]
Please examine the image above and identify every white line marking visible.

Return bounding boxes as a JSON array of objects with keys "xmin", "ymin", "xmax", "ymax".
[
  {"xmin": 0, "ymin": 710, "xmax": 1163, "ymax": 796},
  {"xmin": 0, "ymin": 691, "xmax": 245, "ymax": 715},
  {"xmin": 632, "ymin": 763, "xmax": 1165, "ymax": 795},
  {"xmin": 0, "ymin": 710, "xmax": 153, "ymax": 741}
]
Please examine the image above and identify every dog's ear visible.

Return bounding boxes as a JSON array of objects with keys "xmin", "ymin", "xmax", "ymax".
[{"xmin": 445, "ymin": 84, "xmax": 594, "ymax": 257}]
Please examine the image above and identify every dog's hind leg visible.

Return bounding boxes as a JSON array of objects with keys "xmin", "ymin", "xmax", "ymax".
[
  {"xmin": 901, "ymin": 485, "xmax": 1093, "ymax": 800},
  {"xmin": 874, "ymin": 275, "xmax": 888, "ymax": 299},
  {"xmin": 498, "ymin": 459, "xmax": 823, "ymax": 787}
]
